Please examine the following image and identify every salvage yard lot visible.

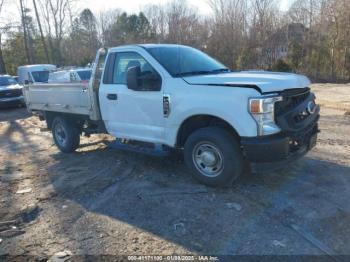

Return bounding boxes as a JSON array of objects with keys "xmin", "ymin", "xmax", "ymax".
[{"xmin": 0, "ymin": 84, "xmax": 350, "ymax": 259}]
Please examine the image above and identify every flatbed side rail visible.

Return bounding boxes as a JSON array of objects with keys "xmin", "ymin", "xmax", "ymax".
[{"xmin": 23, "ymin": 83, "xmax": 92, "ymax": 117}]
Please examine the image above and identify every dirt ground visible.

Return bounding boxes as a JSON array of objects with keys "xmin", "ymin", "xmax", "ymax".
[{"xmin": 0, "ymin": 84, "xmax": 350, "ymax": 261}]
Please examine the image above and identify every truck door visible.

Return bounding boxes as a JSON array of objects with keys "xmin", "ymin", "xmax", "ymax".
[{"xmin": 99, "ymin": 51, "xmax": 165, "ymax": 144}]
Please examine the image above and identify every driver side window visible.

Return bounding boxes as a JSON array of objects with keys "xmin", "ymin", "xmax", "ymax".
[{"xmin": 112, "ymin": 52, "xmax": 155, "ymax": 85}]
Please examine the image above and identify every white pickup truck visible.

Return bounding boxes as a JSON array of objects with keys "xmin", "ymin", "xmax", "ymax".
[{"xmin": 23, "ymin": 44, "xmax": 320, "ymax": 187}]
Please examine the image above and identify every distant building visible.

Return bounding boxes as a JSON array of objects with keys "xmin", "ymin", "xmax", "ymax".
[{"xmin": 259, "ymin": 23, "xmax": 306, "ymax": 68}]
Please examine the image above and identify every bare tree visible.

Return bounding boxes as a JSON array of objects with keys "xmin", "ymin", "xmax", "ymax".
[
  {"xmin": 19, "ymin": 0, "xmax": 31, "ymax": 64},
  {"xmin": 0, "ymin": 31, "xmax": 6, "ymax": 73},
  {"xmin": 0, "ymin": 0, "xmax": 22, "ymax": 73},
  {"xmin": 207, "ymin": 0, "xmax": 249, "ymax": 68},
  {"xmin": 33, "ymin": 0, "xmax": 50, "ymax": 63},
  {"xmin": 0, "ymin": 0, "xmax": 347, "ymax": 81},
  {"xmin": 0, "ymin": 0, "xmax": 7, "ymax": 73},
  {"xmin": 144, "ymin": 1, "xmax": 205, "ymax": 46},
  {"xmin": 97, "ymin": 9, "xmax": 122, "ymax": 46},
  {"xmin": 0, "ymin": 28, "xmax": 7, "ymax": 73},
  {"xmin": 38, "ymin": 0, "xmax": 74, "ymax": 64},
  {"xmin": 250, "ymin": 0, "xmax": 279, "ymax": 43},
  {"xmin": 166, "ymin": 0, "xmax": 200, "ymax": 45},
  {"xmin": 143, "ymin": 4, "xmax": 167, "ymax": 43}
]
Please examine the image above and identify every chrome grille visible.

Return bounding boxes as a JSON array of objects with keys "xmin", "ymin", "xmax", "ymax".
[
  {"xmin": 275, "ymin": 88, "xmax": 310, "ymax": 117},
  {"xmin": 0, "ymin": 89, "xmax": 22, "ymax": 99}
]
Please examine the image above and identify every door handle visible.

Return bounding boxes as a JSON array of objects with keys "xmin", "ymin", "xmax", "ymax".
[{"xmin": 107, "ymin": 94, "xmax": 118, "ymax": 100}]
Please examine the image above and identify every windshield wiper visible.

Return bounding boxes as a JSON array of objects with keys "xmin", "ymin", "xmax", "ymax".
[
  {"xmin": 175, "ymin": 71, "xmax": 212, "ymax": 77},
  {"xmin": 210, "ymin": 68, "xmax": 231, "ymax": 73},
  {"xmin": 175, "ymin": 68, "xmax": 231, "ymax": 77}
]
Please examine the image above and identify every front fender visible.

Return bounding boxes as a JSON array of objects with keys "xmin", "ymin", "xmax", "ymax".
[{"xmin": 164, "ymin": 107, "xmax": 258, "ymax": 147}]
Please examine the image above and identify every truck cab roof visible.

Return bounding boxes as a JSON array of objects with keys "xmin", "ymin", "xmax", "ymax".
[
  {"xmin": 18, "ymin": 64, "xmax": 56, "ymax": 69},
  {"xmin": 108, "ymin": 44, "xmax": 188, "ymax": 52}
]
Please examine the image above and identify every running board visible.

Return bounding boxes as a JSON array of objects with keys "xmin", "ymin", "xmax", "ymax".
[{"xmin": 107, "ymin": 139, "xmax": 170, "ymax": 157}]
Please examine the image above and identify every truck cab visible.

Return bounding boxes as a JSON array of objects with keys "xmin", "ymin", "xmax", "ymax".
[
  {"xmin": 48, "ymin": 68, "xmax": 92, "ymax": 84},
  {"xmin": 23, "ymin": 44, "xmax": 320, "ymax": 187},
  {"xmin": 17, "ymin": 64, "xmax": 57, "ymax": 85}
]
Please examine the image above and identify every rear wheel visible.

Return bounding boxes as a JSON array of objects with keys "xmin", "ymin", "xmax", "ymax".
[
  {"xmin": 184, "ymin": 127, "xmax": 243, "ymax": 187},
  {"xmin": 52, "ymin": 116, "xmax": 80, "ymax": 153}
]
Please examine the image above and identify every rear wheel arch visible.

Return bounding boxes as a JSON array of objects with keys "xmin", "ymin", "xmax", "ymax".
[
  {"xmin": 43, "ymin": 111, "xmax": 84, "ymax": 131},
  {"xmin": 176, "ymin": 114, "xmax": 241, "ymax": 148},
  {"xmin": 43, "ymin": 111, "xmax": 55, "ymax": 129}
]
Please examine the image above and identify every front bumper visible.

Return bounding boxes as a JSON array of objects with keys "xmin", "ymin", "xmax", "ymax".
[
  {"xmin": 0, "ymin": 96, "xmax": 25, "ymax": 107},
  {"xmin": 241, "ymin": 122, "xmax": 319, "ymax": 171}
]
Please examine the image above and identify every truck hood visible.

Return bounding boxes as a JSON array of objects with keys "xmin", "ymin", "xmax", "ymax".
[
  {"xmin": 183, "ymin": 71, "xmax": 311, "ymax": 93},
  {"xmin": 0, "ymin": 84, "xmax": 22, "ymax": 91}
]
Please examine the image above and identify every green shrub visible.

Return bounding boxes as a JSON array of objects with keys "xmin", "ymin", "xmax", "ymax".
[{"xmin": 271, "ymin": 59, "xmax": 293, "ymax": 72}]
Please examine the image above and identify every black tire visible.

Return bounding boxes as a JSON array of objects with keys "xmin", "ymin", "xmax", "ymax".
[
  {"xmin": 52, "ymin": 116, "xmax": 80, "ymax": 153},
  {"xmin": 184, "ymin": 127, "xmax": 243, "ymax": 187}
]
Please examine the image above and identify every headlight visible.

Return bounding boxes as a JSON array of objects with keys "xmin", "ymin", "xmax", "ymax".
[{"xmin": 249, "ymin": 96, "xmax": 283, "ymax": 136}]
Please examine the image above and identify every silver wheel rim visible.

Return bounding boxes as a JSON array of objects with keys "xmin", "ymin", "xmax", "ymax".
[
  {"xmin": 54, "ymin": 122, "xmax": 67, "ymax": 147},
  {"xmin": 192, "ymin": 142, "xmax": 224, "ymax": 177}
]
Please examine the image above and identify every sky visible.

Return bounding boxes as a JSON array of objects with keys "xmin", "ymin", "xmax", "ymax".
[
  {"xmin": 79, "ymin": 0, "xmax": 295, "ymax": 16},
  {"xmin": 79, "ymin": 0, "xmax": 213, "ymax": 15},
  {"xmin": 2, "ymin": 0, "xmax": 295, "ymax": 26}
]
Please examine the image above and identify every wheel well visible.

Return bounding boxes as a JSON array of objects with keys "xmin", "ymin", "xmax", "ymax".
[
  {"xmin": 176, "ymin": 115, "xmax": 240, "ymax": 147},
  {"xmin": 43, "ymin": 111, "xmax": 85, "ymax": 130},
  {"xmin": 44, "ymin": 111, "xmax": 55, "ymax": 129}
]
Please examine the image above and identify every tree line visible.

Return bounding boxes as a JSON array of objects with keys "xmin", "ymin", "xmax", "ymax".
[{"xmin": 0, "ymin": 0, "xmax": 349, "ymax": 82}]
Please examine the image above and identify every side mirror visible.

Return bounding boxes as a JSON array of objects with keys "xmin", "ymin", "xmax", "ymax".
[
  {"xmin": 24, "ymin": 80, "xmax": 29, "ymax": 85},
  {"xmin": 126, "ymin": 66, "xmax": 141, "ymax": 90}
]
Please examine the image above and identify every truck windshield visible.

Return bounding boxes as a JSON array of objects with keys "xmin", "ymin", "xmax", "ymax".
[
  {"xmin": 77, "ymin": 70, "xmax": 92, "ymax": 81},
  {"xmin": 145, "ymin": 46, "xmax": 230, "ymax": 77},
  {"xmin": 0, "ymin": 76, "xmax": 17, "ymax": 86},
  {"xmin": 32, "ymin": 71, "xmax": 50, "ymax": 83}
]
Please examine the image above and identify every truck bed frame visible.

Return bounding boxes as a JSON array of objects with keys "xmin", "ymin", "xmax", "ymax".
[{"xmin": 23, "ymin": 83, "xmax": 92, "ymax": 117}]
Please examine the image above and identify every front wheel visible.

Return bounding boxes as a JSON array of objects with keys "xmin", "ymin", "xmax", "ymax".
[
  {"xmin": 184, "ymin": 127, "xmax": 243, "ymax": 187},
  {"xmin": 52, "ymin": 116, "xmax": 80, "ymax": 153}
]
